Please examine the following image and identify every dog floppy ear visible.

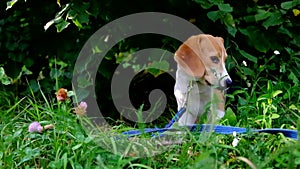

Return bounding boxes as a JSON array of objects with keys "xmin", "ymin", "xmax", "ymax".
[
  {"xmin": 216, "ymin": 37, "xmax": 224, "ymax": 44},
  {"xmin": 174, "ymin": 36, "xmax": 205, "ymax": 78}
]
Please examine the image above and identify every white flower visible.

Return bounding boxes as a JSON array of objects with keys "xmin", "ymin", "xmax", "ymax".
[
  {"xmin": 232, "ymin": 138, "xmax": 240, "ymax": 147},
  {"xmin": 233, "ymin": 131, "xmax": 237, "ymax": 137},
  {"xmin": 232, "ymin": 131, "xmax": 240, "ymax": 147},
  {"xmin": 274, "ymin": 50, "xmax": 280, "ymax": 55},
  {"xmin": 242, "ymin": 61, "xmax": 247, "ymax": 66}
]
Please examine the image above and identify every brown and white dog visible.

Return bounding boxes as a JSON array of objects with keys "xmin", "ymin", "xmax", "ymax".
[{"xmin": 174, "ymin": 34, "xmax": 232, "ymax": 125}]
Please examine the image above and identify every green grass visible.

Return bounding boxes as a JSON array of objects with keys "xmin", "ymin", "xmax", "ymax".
[{"xmin": 1, "ymin": 89, "xmax": 300, "ymax": 169}]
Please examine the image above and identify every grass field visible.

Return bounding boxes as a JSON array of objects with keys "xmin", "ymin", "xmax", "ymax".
[{"xmin": 0, "ymin": 89, "xmax": 299, "ymax": 169}]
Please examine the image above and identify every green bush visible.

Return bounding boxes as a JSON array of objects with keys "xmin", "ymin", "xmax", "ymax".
[{"xmin": 1, "ymin": 0, "xmax": 299, "ymax": 126}]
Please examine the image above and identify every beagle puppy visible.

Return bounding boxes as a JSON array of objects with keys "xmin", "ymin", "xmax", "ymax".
[{"xmin": 174, "ymin": 34, "xmax": 232, "ymax": 125}]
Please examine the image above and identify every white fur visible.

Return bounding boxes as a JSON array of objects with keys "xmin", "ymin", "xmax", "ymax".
[{"xmin": 174, "ymin": 66, "xmax": 225, "ymax": 125}]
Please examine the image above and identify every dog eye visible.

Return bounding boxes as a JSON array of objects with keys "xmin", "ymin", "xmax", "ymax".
[{"xmin": 210, "ymin": 56, "xmax": 219, "ymax": 64}]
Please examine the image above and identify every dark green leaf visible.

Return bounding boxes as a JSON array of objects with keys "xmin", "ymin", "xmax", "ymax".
[
  {"xmin": 146, "ymin": 68, "xmax": 162, "ymax": 77},
  {"xmin": 21, "ymin": 65, "xmax": 32, "ymax": 75},
  {"xmin": 194, "ymin": 0, "xmax": 214, "ymax": 9},
  {"xmin": 291, "ymin": 36, "xmax": 300, "ymax": 47},
  {"xmin": 288, "ymin": 72, "xmax": 299, "ymax": 85},
  {"xmin": 281, "ymin": 1, "xmax": 296, "ymax": 10},
  {"xmin": 50, "ymin": 68, "xmax": 63, "ymax": 79},
  {"xmin": 74, "ymin": 87, "xmax": 90, "ymax": 102},
  {"xmin": 262, "ymin": 12, "xmax": 284, "ymax": 29},
  {"xmin": 291, "ymin": 65, "xmax": 300, "ymax": 77},
  {"xmin": 146, "ymin": 60, "xmax": 170, "ymax": 76},
  {"xmin": 238, "ymin": 49, "xmax": 258, "ymax": 63},
  {"xmin": 67, "ymin": 10, "xmax": 77, "ymax": 20},
  {"xmin": 218, "ymin": 4, "xmax": 233, "ymax": 12},
  {"xmin": 227, "ymin": 26, "xmax": 237, "ymax": 37},
  {"xmin": 254, "ymin": 10, "xmax": 271, "ymax": 22},
  {"xmin": 207, "ymin": 11, "xmax": 220, "ymax": 22},
  {"xmin": 243, "ymin": 15, "xmax": 255, "ymax": 23},
  {"xmin": 77, "ymin": 13, "xmax": 89, "ymax": 24},
  {"xmin": 238, "ymin": 28, "xmax": 248, "ymax": 36},
  {"xmin": 147, "ymin": 60, "xmax": 169, "ymax": 72},
  {"xmin": 223, "ymin": 13, "xmax": 235, "ymax": 27},
  {"xmin": 238, "ymin": 96, "xmax": 248, "ymax": 106},
  {"xmin": 55, "ymin": 20, "xmax": 70, "ymax": 32},
  {"xmin": 278, "ymin": 26, "xmax": 293, "ymax": 38},
  {"xmin": 77, "ymin": 75, "xmax": 93, "ymax": 88},
  {"xmin": 72, "ymin": 19, "xmax": 83, "ymax": 28},
  {"xmin": 239, "ymin": 26, "xmax": 272, "ymax": 52},
  {"xmin": 224, "ymin": 107, "xmax": 237, "ymax": 126},
  {"xmin": 242, "ymin": 67, "xmax": 254, "ymax": 76},
  {"xmin": 6, "ymin": 43, "xmax": 18, "ymax": 51},
  {"xmin": 29, "ymin": 80, "xmax": 39, "ymax": 92}
]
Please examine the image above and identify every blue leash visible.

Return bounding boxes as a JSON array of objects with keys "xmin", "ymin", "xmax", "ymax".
[
  {"xmin": 122, "ymin": 107, "xmax": 187, "ymax": 137},
  {"xmin": 165, "ymin": 107, "xmax": 186, "ymax": 128},
  {"xmin": 122, "ymin": 124, "xmax": 298, "ymax": 140},
  {"xmin": 122, "ymin": 108, "xmax": 298, "ymax": 140}
]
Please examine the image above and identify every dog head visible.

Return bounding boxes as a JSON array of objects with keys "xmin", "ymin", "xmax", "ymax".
[{"xmin": 174, "ymin": 34, "xmax": 232, "ymax": 89}]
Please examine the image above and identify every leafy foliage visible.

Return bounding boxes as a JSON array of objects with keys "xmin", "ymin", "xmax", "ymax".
[{"xmin": 1, "ymin": 0, "xmax": 300, "ymax": 167}]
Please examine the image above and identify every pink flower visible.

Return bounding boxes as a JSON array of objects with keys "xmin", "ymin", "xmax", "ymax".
[
  {"xmin": 79, "ymin": 102, "xmax": 87, "ymax": 110},
  {"xmin": 28, "ymin": 122, "xmax": 54, "ymax": 133},
  {"xmin": 28, "ymin": 122, "xmax": 43, "ymax": 133},
  {"xmin": 73, "ymin": 101, "xmax": 87, "ymax": 116}
]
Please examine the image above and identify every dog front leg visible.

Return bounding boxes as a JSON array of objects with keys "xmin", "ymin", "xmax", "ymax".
[
  {"xmin": 177, "ymin": 88, "xmax": 203, "ymax": 126},
  {"xmin": 207, "ymin": 89, "xmax": 225, "ymax": 123}
]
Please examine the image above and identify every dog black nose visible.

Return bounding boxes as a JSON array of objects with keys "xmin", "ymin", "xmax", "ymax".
[{"xmin": 226, "ymin": 78, "xmax": 232, "ymax": 86}]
